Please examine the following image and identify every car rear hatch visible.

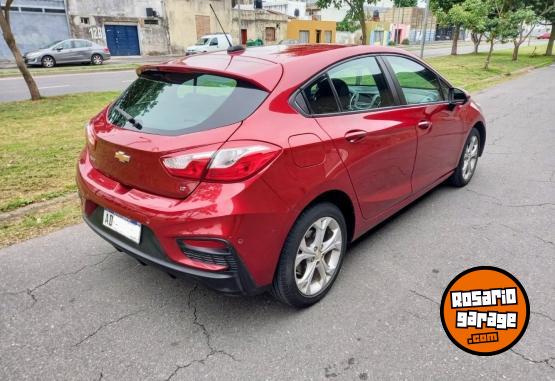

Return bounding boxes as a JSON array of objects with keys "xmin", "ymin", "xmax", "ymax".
[{"xmin": 88, "ymin": 61, "xmax": 281, "ymax": 199}]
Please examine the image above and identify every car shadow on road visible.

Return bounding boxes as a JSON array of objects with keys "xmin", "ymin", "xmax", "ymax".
[{"xmin": 117, "ymin": 183, "xmax": 456, "ymax": 319}]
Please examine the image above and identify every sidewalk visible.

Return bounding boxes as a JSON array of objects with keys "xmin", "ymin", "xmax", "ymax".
[{"xmin": 0, "ymin": 54, "xmax": 181, "ymax": 69}]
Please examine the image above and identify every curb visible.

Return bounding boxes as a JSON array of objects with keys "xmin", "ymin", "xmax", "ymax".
[{"xmin": 0, "ymin": 193, "xmax": 78, "ymax": 223}]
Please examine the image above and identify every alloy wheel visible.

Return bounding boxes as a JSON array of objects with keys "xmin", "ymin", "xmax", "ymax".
[
  {"xmin": 42, "ymin": 57, "xmax": 54, "ymax": 68},
  {"xmin": 92, "ymin": 55, "xmax": 103, "ymax": 65},
  {"xmin": 462, "ymin": 135, "xmax": 479, "ymax": 181},
  {"xmin": 295, "ymin": 217, "xmax": 343, "ymax": 296}
]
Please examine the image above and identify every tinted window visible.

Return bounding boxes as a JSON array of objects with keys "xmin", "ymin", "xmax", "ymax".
[
  {"xmin": 74, "ymin": 40, "xmax": 92, "ymax": 48},
  {"xmin": 386, "ymin": 56, "xmax": 443, "ymax": 104},
  {"xmin": 328, "ymin": 56, "xmax": 394, "ymax": 111},
  {"xmin": 303, "ymin": 76, "xmax": 339, "ymax": 114},
  {"xmin": 56, "ymin": 40, "xmax": 73, "ymax": 49},
  {"xmin": 108, "ymin": 72, "xmax": 268, "ymax": 136},
  {"xmin": 210, "ymin": 38, "xmax": 218, "ymax": 46}
]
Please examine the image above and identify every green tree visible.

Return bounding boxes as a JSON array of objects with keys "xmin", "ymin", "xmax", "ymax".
[
  {"xmin": 337, "ymin": 15, "xmax": 359, "ymax": 32},
  {"xmin": 482, "ymin": 0, "xmax": 513, "ymax": 69},
  {"xmin": 454, "ymin": 0, "xmax": 489, "ymax": 54},
  {"xmin": 529, "ymin": 0, "xmax": 555, "ymax": 56},
  {"xmin": 506, "ymin": 7, "xmax": 538, "ymax": 60},
  {"xmin": 430, "ymin": 0, "xmax": 466, "ymax": 55},
  {"xmin": 0, "ymin": 0, "xmax": 41, "ymax": 100},
  {"xmin": 317, "ymin": 0, "xmax": 377, "ymax": 44}
]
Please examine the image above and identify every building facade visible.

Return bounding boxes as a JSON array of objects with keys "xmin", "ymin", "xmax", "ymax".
[
  {"xmin": 232, "ymin": 8, "xmax": 288, "ymax": 45},
  {"xmin": 66, "ymin": 0, "xmax": 170, "ymax": 56},
  {"xmin": 262, "ymin": 0, "xmax": 308, "ymax": 20},
  {"xmin": 165, "ymin": 0, "xmax": 233, "ymax": 53},
  {"xmin": 287, "ymin": 19, "xmax": 335, "ymax": 43},
  {"xmin": 0, "ymin": 0, "xmax": 70, "ymax": 59}
]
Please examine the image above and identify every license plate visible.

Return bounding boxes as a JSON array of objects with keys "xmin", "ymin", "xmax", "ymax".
[{"xmin": 102, "ymin": 209, "xmax": 141, "ymax": 244}]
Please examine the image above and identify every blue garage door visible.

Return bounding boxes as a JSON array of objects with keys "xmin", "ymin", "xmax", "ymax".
[{"xmin": 105, "ymin": 25, "xmax": 140, "ymax": 56}]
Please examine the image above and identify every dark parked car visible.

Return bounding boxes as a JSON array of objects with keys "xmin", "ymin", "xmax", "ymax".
[
  {"xmin": 77, "ymin": 44, "xmax": 485, "ymax": 307},
  {"xmin": 24, "ymin": 39, "xmax": 111, "ymax": 68}
]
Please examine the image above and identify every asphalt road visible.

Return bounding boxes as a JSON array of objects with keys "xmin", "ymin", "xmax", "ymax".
[
  {"xmin": 1, "ymin": 66, "xmax": 554, "ymax": 380},
  {"xmin": 1, "ymin": 40, "xmax": 547, "ymax": 103}
]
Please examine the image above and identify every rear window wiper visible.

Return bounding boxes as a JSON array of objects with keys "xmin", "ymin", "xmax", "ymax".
[{"xmin": 113, "ymin": 105, "xmax": 143, "ymax": 130}]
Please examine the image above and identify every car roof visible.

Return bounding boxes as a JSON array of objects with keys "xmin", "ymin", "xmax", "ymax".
[{"xmin": 145, "ymin": 44, "xmax": 418, "ymax": 91}]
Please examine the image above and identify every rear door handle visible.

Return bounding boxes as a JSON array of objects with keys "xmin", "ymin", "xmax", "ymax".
[
  {"xmin": 417, "ymin": 120, "xmax": 431, "ymax": 129},
  {"xmin": 345, "ymin": 129, "xmax": 367, "ymax": 143}
]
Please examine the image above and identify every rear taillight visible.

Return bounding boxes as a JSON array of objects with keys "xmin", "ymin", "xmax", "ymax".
[
  {"xmin": 161, "ymin": 141, "xmax": 281, "ymax": 182},
  {"xmin": 85, "ymin": 122, "xmax": 96, "ymax": 148},
  {"xmin": 205, "ymin": 142, "xmax": 281, "ymax": 181},
  {"xmin": 103, "ymin": 47, "xmax": 110, "ymax": 53}
]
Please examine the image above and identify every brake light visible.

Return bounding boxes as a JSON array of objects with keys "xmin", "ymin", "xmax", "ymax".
[
  {"xmin": 161, "ymin": 141, "xmax": 281, "ymax": 182},
  {"xmin": 85, "ymin": 122, "xmax": 96, "ymax": 148},
  {"xmin": 103, "ymin": 47, "xmax": 110, "ymax": 53},
  {"xmin": 162, "ymin": 148, "xmax": 215, "ymax": 179},
  {"xmin": 205, "ymin": 141, "xmax": 281, "ymax": 181}
]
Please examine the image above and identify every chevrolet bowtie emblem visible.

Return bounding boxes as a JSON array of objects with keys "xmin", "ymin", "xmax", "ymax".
[{"xmin": 114, "ymin": 151, "xmax": 130, "ymax": 163}]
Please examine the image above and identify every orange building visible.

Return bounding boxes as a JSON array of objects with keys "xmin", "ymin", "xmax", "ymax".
[{"xmin": 287, "ymin": 20, "xmax": 336, "ymax": 43}]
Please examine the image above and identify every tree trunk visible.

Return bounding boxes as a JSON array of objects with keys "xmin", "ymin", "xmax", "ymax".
[
  {"xmin": 360, "ymin": 16, "xmax": 368, "ymax": 45},
  {"xmin": 546, "ymin": 21, "xmax": 555, "ymax": 56},
  {"xmin": 0, "ymin": 10, "xmax": 41, "ymax": 100},
  {"xmin": 512, "ymin": 41, "xmax": 520, "ymax": 61},
  {"xmin": 484, "ymin": 38, "xmax": 495, "ymax": 70},
  {"xmin": 471, "ymin": 32, "xmax": 482, "ymax": 54},
  {"xmin": 451, "ymin": 24, "xmax": 460, "ymax": 56}
]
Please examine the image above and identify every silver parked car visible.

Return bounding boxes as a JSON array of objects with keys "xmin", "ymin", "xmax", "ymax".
[{"xmin": 24, "ymin": 39, "xmax": 111, "ymax": 68}]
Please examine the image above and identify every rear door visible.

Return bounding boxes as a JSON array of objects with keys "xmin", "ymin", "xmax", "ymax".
[
  {"xmin": 73, "ymin": 39, "xmax": 93, "ymax": 62},
  {"xmin": 306, "ymin": 56, "xmax": 418, "ymax": 220},
  {"xmin": 381, "ymin": 55, "xmax": 466, "ymax": 192}
]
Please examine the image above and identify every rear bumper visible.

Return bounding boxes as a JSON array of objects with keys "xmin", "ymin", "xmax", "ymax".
[
  {"xmin": 83, "ymin": 209, "xmax": 260, "ymax": 294},
  {"xmin": 76, "ymin": 148, "xmax": 291, "ymax": 293}
]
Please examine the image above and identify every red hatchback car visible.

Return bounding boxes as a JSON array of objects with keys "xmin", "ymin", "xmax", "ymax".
[{"xmin": 77, "ymin": 45, "xmax": 485, "ymax": 307}]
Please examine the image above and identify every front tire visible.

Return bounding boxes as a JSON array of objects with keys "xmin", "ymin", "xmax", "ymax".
[
  {"xmin": 41, "ymin": 55, "xmax": 55, "ymax": 68},
  {"xmin": 91, "ymin": 54, "xmax": 103, "ymax": 65},
  {"xmin": 449, "ymin": 128, "xmax": 481, "ymax": 187},
  {"xmin": 272, "ymin": 202, "xmax": 347, "ymax": 308}
]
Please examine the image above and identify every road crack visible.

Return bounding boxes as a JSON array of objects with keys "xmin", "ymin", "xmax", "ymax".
[
  {"xmin": 510, "ymin": 349, "xmax": 555, "ymax": 370},
  {"xmin": 410, "ymin": 289, "xmax": 440, "ymax": 306},
  {"xmin": 73, "ymin": 308, "xmax": 146, "ymax": 347},
  {"xmin": 165, "ymin": 284, "xmax": 239, "ymax": 380},
  {"xmin": 531, "ymin": 311, "xmax": 555, "ymax": 324},
  {"xmin": 0, "ymin": 253, "xmax": 113, "ymax": 307},
  {"xmin": 465, "ymin": 189, "xmax": 555, "ymax": 209}
]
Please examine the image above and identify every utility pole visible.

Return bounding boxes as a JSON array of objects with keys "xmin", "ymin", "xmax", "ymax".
[{"xmin": 419, "ymin": 0, "xmax": 430, "ymax": 58}]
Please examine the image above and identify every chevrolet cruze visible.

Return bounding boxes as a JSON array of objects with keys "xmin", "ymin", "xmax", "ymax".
[{"xmin": 77, "ymin": 44, "xmax": 485, "ymax": 307}]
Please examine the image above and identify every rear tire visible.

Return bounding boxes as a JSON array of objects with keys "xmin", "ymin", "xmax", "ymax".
[
  {"xmin": 272, "ymin": 202, "xmax": 347, "ymax": 308},
  {"xmin": 91, "ymin": 54, "xmax": 103, "ymax": 65},
  {"xmin": 41, "ymin": 55, "xmax": 55, "ymax": 68},
  {"xmin": 449, "ymin": 128, "xmax": 480, "ymax": 187}
]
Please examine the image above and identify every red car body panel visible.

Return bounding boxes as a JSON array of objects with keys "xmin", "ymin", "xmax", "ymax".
[{"xmin": 77, "ymin": 44, "xmax": 485, "ymax": 294}]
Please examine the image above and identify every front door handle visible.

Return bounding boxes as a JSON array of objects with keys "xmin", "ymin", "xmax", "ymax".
[
  {"xmin": 417, "ymin": 120, "xmax": 431, "ymax": 129},
  {"xmin": 345, "ymin": 129, "xmax": 367, "ymax": 143}
]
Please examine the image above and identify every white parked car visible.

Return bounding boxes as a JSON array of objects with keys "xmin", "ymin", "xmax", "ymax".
[{"xmin": 186, "ymin": 33, "xmax": 233, "ymax": 55}]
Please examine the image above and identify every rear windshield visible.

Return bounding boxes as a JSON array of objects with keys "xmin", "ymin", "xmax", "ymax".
[{"xmin": 107, "ymin": 71, "xmax": 268, "ymax": 135}]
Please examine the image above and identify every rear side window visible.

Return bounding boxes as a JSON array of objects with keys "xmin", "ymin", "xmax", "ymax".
[
  {"xmin": 386, "ymin": 56, "xmax": 444, "ymax": 105},
  {"xmin": 303, "ymin": 76, "xmax": 339, "ymax": 114},
  {"xmin": 328, "ymin": 56, "xmax": 393, "ymax": 111},
  {"xmin": 107, "ymin": 71, "xmax": 268, "ymax": 135}
]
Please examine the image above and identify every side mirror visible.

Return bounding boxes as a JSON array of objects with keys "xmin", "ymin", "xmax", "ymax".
[
  {"xmin": 56, "ymin": 47, "xmax": 63, "ymax": 51},
  {"xmin": 448, "ymin": 87, "xmax": 468, "ymax": 110}
]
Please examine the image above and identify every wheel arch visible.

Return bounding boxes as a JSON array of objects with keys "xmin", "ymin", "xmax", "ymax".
[
  {"xmin": 302, "ymin": 189, "xmax": 356, "ymax": 244},
  {"xmin": 473, "ymin": 121, "xmax": 486, "ymax": 156}
]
